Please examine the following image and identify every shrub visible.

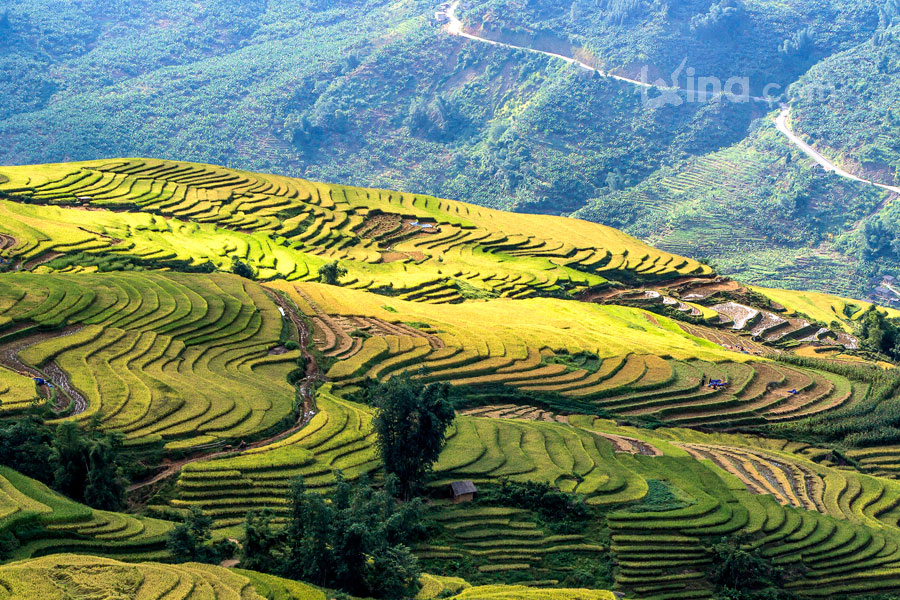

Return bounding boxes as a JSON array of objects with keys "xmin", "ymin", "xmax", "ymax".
[
  {"xmin": 317, "ymin": 260, "xmax": 347, "ymax": 285},
  {"xmin": 167, "ymin": 506, "xmax": 237, "ymax": 564},
  {"xmin": 690, "ymin": 1, "xmax": 746, "ymax": 38},
  {"xmin": 242, "ymin": 476, "xmax": 426, "ymax": 599},
  {"xmin": 51, "ymin": 421, "xmax": 127, "ymax": 511},
  {"xmin": 483, "ymin": 479, "xmax": 588, "ymax": 521},
  {"xmin": 231, "ymin": 258, "xmax": 255, "ymax": 279},
  {"xmin": 0, "ymin": 414, "xmax": 54, "ymax": 484},
  {"xmin": 709, "ymin": 535, "xmax": 796, "ymax": 600}
]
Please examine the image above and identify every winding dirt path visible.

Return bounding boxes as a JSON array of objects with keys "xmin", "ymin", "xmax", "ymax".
[
  {"xmin": 444, "ymin": 2, "xmax": 899, "ymax": 196},
  {"xmin": 127, "ymin": 291, "xmax": 322, "ymax": 494},
  {"xmin": 0, "ymin": 326, "xmax": 88, "ymax": 414},
  {"xmin": 43, "ymin": 361, "xmax": 88, "ymax": 414}
]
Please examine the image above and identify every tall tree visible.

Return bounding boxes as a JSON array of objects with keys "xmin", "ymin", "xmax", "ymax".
[
  {"xmin": 0, "ymin": 414, "xmax": 53, "ymax": 483},
  {"xmin": 372, "ymin": 376, "xmax": 455, "ymax": 500},
  {"xmin": 241, "ymin": 509, "xmax": 283, "ymax": 573}
]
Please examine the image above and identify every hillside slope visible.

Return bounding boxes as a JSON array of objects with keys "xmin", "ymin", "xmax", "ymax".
[
  {"xmin": 4, "ymin": 1, "xmax": 900, "ymax": 298},
  {"xmin": 3, "ymin": 160, "xmax": 900, "ymax": 599},
  {"xmin": 0, "ymin": 466, "xmax": 173, "ymax": 561}
]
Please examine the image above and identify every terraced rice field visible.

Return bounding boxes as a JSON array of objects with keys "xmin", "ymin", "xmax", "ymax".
[
  {"xmin": 677, "ymin": 322, "xmax": 770, "ymax": 355},
  {"xmin": 434, "ymin": 416, "xmax": 648, "ymax": 504},
  {"xmin": 0, "ymin": 368, "xmax": 40, "ymax": 413},
  {"xmin": 0, "ymin": 159, "xmax": 713, "ymax": 303},
  {"xmin": 844, "ymin": 447, "xmax": 900, "ymax": 480},
  {"xmin": 273, "ymin": 282, "xmax": 865, "ymax": 427},
  {"xmin": 0, "ymin": 554, "xmax": 326, "ymax": 599},
  {"xmin": 0, "ymin": 553, "xmax": 618, "ymax": 600},
  {"xmin": 168, "ymin": 385, "xmax": 900, "ymax": 598},
  {"xmin": 418, "ymin": 504, "xmax": 605, "ymax": 575},
  {"xmin": 0, "ymin": 466, "xmax": 172, "ymax": 561},
  {"xmin": 533, "ymin": 420, "xmax": 900, "ymax": 598},
  {"xmin": 751, "ymin": 285, "xmax": 900, "ymax": 324},
  {"xmin": 446, "ymin": 587, "xmax": 615, "ymax": 600},
  {"xmin": 424, "ymin": 407, "xmax": 900, "ymax": 599},
  {"xmin": 677, "ymin": 442, "xmax": 900, "ymax": 529},
  {"xmin": 169, "ymin": 385, "xmax": 650, "ymax": 524},
  {"xmin": 171, "ymin": 387, "xmax": 378, "ymax": 526},
  {"xmin": 0, "ymin": 272, "xmax": 298, "ymax": 450},
  {"xmin": 459, "ymin": 404, "xmax": 567, "ymax": 423},
  {"xmin": 5, "ymin": 159, "xmax": 900, "ymax": 599}
]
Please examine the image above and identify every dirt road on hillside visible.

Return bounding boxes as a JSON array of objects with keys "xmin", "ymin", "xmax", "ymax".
[
  {"xmin": 444, "ymin": 2, "xmax": 899, "ymax": 195},
  {"xmin": 775, "ymin": 108, "xmax": 900, "ymax": 194},
  {"xmin": 444, "ymin": 1, "xmax": 769, "ymax": 100}
]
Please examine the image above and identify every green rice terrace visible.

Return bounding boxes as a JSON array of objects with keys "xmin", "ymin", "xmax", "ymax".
[{"xmin": 3, "ymin": 160, "xmax": 900, "ymax": 599}]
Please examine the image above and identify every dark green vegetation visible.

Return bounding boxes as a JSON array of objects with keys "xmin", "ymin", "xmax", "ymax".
[
  {"xmin": 166, "ymin": 506, "xmax": 236, "ymax": 564},
  {"xmin": 317, "ymin": 260, "xmax": 347, "ymax": 286},
  {"xmin": 578, "ymin": 119, "xmax": 893, "ymax": 296},
  {"xmin": 4, "ymin": 0, "xmax": 900, "ymax": 296},
  {"xmin": 0, "ymin": 415, "xmax": 128, "ymax": 510},
  {"xmin": 791, "ymin": 28, "xmax": 900, "ymax": 190},
  {"xmin": 771, "ymin": 356, "xmax": 900, "ymax": 448},
  {"xmin": 482, "ymin": 479, "xmax": 588, "ymax": 522},
  {"xmin": 241, "ymin": 477, "xmax": 426, "ymax": 599},
  {"xmin": 788, "ymin": 28, "xmax": 900, "ymax": 288},
  {"xmin": 460, "ymin": 0, "xmax": 884, "ymax": 93},
  {"xmin": 709, "ymin": 535, "xmax": 794, "ymax": 600},
  {"xmin": 0, "ymin": 0, "xmax": 763, "ymax": 215},
  {"xmin": 372, "ymin": 377, "xmax": 455, "ymax": 500}
]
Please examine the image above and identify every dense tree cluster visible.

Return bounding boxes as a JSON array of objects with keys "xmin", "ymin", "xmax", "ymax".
[
  {"xmin": 858, "ymin": 306, "xmax": 900, "ymax": 360},
  {"xmin": 241, "ymin": 476, "xmax": 426, "ymax": 598},
  {"xmin": 0, "ymin": 416, "xmax": 127, "ymax": 510},
  {"xmin": 881, "ymin": 0, "xmax": 900, "ymax": 27},
  {"xmin": 710, "ymin": 535, "xmax": 795, "ymax": 600},
  {"xmin": 230, "ymin": 258, "xmax": 256, "ymax": 279},
  {"xmin": 317, "ymin": 260, "xmax": 347, "ymax": 285},
  {"xmin": 483, "ymin": 479, "xmax": 588, "ymax": 521},
  {"xmin": 167, "ymin": 507, "xmax": 237, "ymax": 564},
  {"xmin": 780, "ymin": 27, "xmax": 816, "ymax": 61},
  {"xmin": 406, "ymin": 96, "xmax": 468, "ymax": 142},
  {"xmin": 600, "ymin": 0, "xmax": 643, "ymax": 25}
]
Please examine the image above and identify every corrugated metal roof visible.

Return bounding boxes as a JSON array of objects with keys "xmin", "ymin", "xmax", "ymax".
[{"xmin": 450, "ymin": 480, "xmax": 477, "ymax": 496}]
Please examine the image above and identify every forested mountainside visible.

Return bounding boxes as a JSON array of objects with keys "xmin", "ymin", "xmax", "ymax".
[
  {"xmin": 4, "ymin": 160, "xmax": 900, "ymax": 598},
  {"xmin": 0, "ymin": 0, "xmax": 760, "ymax": 214},
  {"xmin": 3, "ymin": 0, "xmax": 900, "ymax": 297},
  {"xmin": 458, "ymin": 0, "xmax": 885, "ymax": 92},
  {"xmin": 790, "ymin": 29, "xmax": 900, "ymax": 188}
]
